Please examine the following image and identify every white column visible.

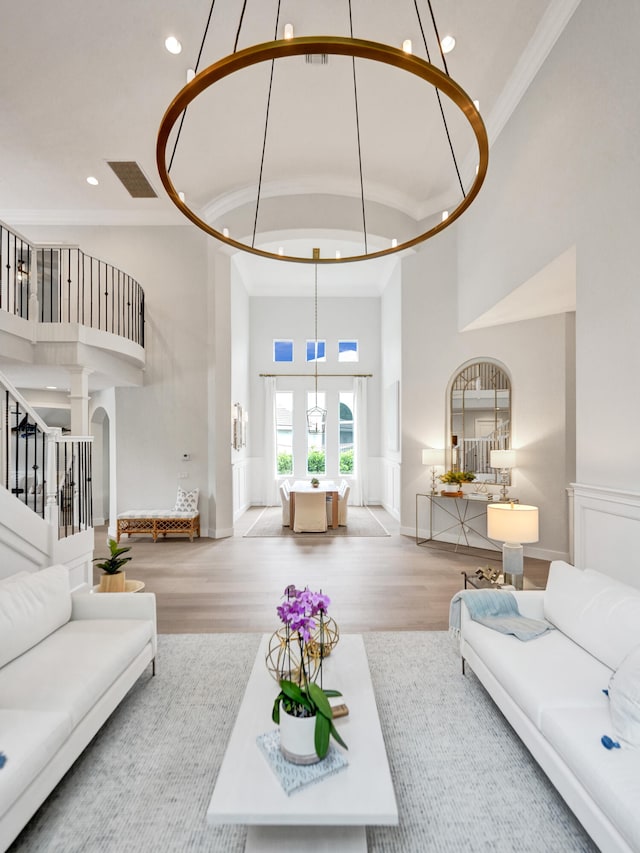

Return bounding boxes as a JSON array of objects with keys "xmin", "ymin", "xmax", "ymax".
[{"xmin": 68, "ymin": 368, "xmax": 92, "ymax": 436}]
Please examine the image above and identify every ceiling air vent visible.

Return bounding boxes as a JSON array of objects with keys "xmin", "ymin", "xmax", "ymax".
[
  {"xmin": 107, "ymin": 161, "xmax": 157, "ymax": 198},
  {"xmin": 305, "ymin": 54, "xmax": 328, "ymax": 65}
]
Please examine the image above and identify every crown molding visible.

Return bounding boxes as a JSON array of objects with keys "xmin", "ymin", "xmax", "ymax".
[{"xmin": 462, "ymin": 0, "xmax": 582, "ymax": 181}]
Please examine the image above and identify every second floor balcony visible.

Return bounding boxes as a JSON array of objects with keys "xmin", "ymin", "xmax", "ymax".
[{"xmin": 0, "ymin": 221, "xmax": 145, "ymax": 388}]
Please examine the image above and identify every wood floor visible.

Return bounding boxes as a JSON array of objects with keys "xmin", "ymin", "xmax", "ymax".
[{"xmin": 93, "ymin": 507, "xmax": 550, "ymax": 635}]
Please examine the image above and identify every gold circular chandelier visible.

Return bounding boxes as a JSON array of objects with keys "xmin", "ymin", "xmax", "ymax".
[{"xmin": 157, "ymin": 19, "xmax": 489, "ymax": 264}]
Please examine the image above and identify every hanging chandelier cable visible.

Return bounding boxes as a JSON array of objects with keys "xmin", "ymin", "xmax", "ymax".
[
  {"xmin": 348, "ymin": 0, "xmax": 368, "ymax": 255},
  {"xmin": 314, "ymin": 261, "xmax": 319, "ymax": 405},
  {"xmin": 413, "ymin": 0, "xmax": 465, "ymax": 198},
  {"xmin": 168, "ymin": 0, "xmax": 218, "ymax": 174},
  {"xmin": 252, "ymin": 0, "xmax": 282, "ymax": 249}
]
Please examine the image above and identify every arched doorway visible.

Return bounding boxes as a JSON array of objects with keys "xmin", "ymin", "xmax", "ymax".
[{"xmin": 90, "ymin": 407, "xmax": 110, "ymax": 526}]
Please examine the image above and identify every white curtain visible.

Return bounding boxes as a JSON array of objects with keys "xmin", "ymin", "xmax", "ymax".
[
  {"xmin": 353, "ymin": 376, "xmax": 368, "ymax": 506},
  {"xmin": 263, "ymin": 377, "xmax": 279, "ymax": 506}
]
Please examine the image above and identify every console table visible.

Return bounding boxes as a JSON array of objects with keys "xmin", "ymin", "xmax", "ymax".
[
  {"xmin": 415, "ymin": 493, "xmax": 515, "ymax": 554},
  {"xmin": 207, "ymin": 634, "xmax": 397, "ymax": 851}
]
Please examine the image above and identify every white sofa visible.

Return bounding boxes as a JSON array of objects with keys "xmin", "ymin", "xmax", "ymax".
[
  {"xmin": 459, "ymin": 560, "xmax": 640, "ymax": 853},
  {"xmin": 0, "ymin": 564, "xmax": 157, "ymax": 852}
]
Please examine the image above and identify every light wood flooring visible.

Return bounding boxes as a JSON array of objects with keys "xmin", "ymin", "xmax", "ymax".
[{"xmin": 93, "ymin": 506, "xmax": 550, "ymax": 635}]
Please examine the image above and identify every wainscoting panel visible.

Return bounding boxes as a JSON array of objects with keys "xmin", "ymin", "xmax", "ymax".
[
  {"xmin": 232, "ymin": 458, "xmax": 251, "ymax": 521},
  {"xmin": 572, "ymin": 483, "xmax": 640, "ymax": 589},
  {"xmin": 381, "ymin": 458, "xmax": 401, "ymax": 519}
]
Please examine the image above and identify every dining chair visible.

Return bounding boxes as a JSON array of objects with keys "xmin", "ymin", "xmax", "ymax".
[
  {"xmin": 279, "ymin": 481, "xmax": 291, "ymax": 526},
  {"xmin": 293, "ymin": 490, "xmax": 328, "ymax": 533}
]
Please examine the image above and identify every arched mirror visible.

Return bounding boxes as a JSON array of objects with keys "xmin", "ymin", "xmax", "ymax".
[{"xmin": 448, "ymin": 360, "xmax": 511, "ymax": 484}]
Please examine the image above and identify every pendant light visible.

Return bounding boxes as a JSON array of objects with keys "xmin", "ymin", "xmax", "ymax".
[{"xmin": 306, "ymin": 252, "xmax": 326, "ymax": 434}]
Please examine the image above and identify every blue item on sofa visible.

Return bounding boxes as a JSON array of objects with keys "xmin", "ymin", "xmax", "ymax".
[{"xmin": 449, "ymin": 589, "xmax": 554, "ymax": 642}]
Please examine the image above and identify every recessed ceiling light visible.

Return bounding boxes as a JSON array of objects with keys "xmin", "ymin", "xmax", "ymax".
[
  {"xmin": 440, "ymin": 35, "xmax": 456, "ymax": 54},
  {"xmin": 45, "ymin": 386, "xmax": 57, "ymax": 390},
  {"xmin": 284, "ymin": 23, "xmax": 294, "ymax": 40},
  {"xmin": 402, "ymin": 39, "xmax": 412, "ymax": 54},
  {"xmin": 165, "ymin": 36, "xmax": 182, "ymax": 55},
  {"xmin": 86, "ymin": 176, "xmax": 99, "ymax": 186}
]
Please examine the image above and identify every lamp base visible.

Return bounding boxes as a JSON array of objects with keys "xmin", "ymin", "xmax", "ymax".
[{"xmin": 502, "ymin": 542, "xmax": 523, "ymax": 589}]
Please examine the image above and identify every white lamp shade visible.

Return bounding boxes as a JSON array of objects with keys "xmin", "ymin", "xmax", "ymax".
[
  {"xmin": 422, "ymin": 448, "xmax": 444, "ymax": 466},
  {"xmin": 487, "ymin": 504, "xmax": 539, "ymax": 544},
  {"xmin": 490, "ymin": 449, "xmax": 516, "ymax": 469}
]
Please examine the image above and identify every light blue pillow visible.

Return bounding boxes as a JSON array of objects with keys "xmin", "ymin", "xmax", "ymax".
[{"xmin": 609, "ymin": 644, "xmax": 640, "ymax": 747}]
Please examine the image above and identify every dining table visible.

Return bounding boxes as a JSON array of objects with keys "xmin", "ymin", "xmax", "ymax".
[{"xmin": 289, "ymin": 479, "xmax": 339, "ymax": 530}]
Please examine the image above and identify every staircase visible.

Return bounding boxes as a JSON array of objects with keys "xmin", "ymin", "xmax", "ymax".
[{"xmin": 1, "ymin": 368, "xmax": 94, "ymax": 587}]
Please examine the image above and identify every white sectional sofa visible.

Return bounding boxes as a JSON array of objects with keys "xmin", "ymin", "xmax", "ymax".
[
  {"xmin": 0, "ymin": 564, "xmax": 157, "ymax": 852},
  {"xmin": 459, "ymin": 560, "xmax": 640, "ymax": 853}
]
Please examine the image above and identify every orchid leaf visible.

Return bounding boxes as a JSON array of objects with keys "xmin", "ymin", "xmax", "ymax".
[
  {"xmin": 329, "ymin": 721, "xmax": 348, "ymax": 751},
  {"xmin": 314, "ymin": 710, "xmax": 331, "ymax": 758},
  {"xmin": 308, "ymin": 682, "xmax": 332, "ymax": 719}
]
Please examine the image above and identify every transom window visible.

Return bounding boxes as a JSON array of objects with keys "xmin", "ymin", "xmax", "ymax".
[
  {"xmin": 306, "ymin": 341, "xmax": 326, "ymax": 362},
  {"xmin": 338, "ymin": 340, "xmax": 358, "ymax": 362},
  {"xmin": 273, "ymin": 340, "xmax": 293, "ymax": 362}
]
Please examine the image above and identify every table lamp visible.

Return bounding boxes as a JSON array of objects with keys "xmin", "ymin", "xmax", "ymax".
[
  {"xmin": 490, "ymin": 449, "xmax": 516, "ymax": 501},
  {"xmin": 422, "ymin": 448, "xmax": 445, "ymax": 494},
  {"xmin": 486, "ymin": 502, "xmax": 539, "ymax": 589}
]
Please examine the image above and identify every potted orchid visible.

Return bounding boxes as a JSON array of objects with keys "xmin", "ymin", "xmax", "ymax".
[{"xmin": 271, "ymin": 585, "xmax": 348, "ymax": 764}]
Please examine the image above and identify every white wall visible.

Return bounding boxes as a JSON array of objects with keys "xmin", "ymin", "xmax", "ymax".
[
  {"xmin": 380, "ymin": 262, "xmax": 402, "ymax": 516},
  {"xmin": 452, "ymin": 0, "xmax": 640, "ymax": 571},
  {"xmin": 401, "ymin": 228, "xmax": 574, "ymax": 560},
  {"xmin": 248, "ymin": 295, "xmax": 381, "ymax": 503},
  {"xmin": 230, "ymin": 267, "xmax": 251, "ymax": 519},
  {"xmin": 458, "ymin": 0, "xmax": 640, "ymax": 494},
  {"xmin": 24, "ymin": 224, "xmax": 216, "ymax": 531}
]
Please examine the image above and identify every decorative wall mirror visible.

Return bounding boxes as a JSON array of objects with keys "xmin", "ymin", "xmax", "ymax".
[{"xmin": 448, "ymin": 360, "xmax": 511, "ymax": 484}]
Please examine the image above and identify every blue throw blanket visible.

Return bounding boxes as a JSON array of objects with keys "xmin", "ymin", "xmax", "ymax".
[{"xmin": 449, "ymin": 589, "xmax": 553, "ymax": 643}]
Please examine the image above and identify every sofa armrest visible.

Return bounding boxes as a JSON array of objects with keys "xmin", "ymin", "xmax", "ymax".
[
  {"xmin": 460, "ymin": 589, "xmax": 546, "ymax": 630},
  {"xmin": 71, "ymin": 591, "xmax": 157, "ymax": 656}
]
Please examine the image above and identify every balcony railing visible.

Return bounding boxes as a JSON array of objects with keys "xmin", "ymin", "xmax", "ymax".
[{"xmin": 1, "ymin": 222, "xmax": 145, "ymax": 346}]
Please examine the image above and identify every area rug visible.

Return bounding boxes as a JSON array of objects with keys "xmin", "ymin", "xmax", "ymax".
[
  {"xmin": 10, "ymin": 633, "xmax": 595, "ymax": 853},
  {"xmin": 244, "ymin": 505, "xmax": 390, "ymax": 537}
]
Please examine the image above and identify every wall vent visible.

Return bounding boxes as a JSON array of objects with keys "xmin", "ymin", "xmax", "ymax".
[
  {"xmin": 305, "ymin": 54, "xmax": 328, "ymax": 65},
  {"xmin": 107, "ymin": 161, "xmax": 157, "ymax": 198}
]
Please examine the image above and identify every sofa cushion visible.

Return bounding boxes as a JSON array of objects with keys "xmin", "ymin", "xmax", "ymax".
[
  {"xmin": 0, "ymin": 709, "xmax": 71, "ymax": 821},
  {"xmin": 609, "ymin": 644, "xmax": 640, "ymax": 747},
  {"xmin": 463, "ymin": 619, "xmax": 610, "ymax": 727},
  {"xmin": 544, "ymin": 561, "xmax": 640, "ymax": 670},
  {"xmin": 0, "ymin": 619, "xmax": 153, "ymax": 726},
  {"xmin": 0, "ymin": 565, "xmax": 71, "ymax": 668},
  {"xmin": 541, "ymin": 706, "xmax": 640, "ymax": 852}
]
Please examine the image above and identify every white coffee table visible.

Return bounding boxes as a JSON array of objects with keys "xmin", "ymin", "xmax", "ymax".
[{"xmin": 207, "ymin": 634, "xmax": 398, "ymax": 852}]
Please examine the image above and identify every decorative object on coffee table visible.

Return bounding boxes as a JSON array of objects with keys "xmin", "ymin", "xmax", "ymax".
[
  {"xmin": 310, "ymin": 477, "xmax": 320, "ymax": 488},
  {"xmin": 271, "ymin": 585, "xmax": 347, "ymax": 764},
  {"xmin": 93, "ymin": 539, "xmax": 132, "ymax": 592},
  {"xmin": 439, "ymin": 469, "xmax": 475, "ymax": 496}
]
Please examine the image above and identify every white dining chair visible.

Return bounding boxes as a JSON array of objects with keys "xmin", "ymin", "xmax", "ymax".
[
  {"xmin": 293, "ymin": 490, "xmax": 328, "ymax": 533},
  {"xmin": 279, "ymin": 481, "xmax": 291, "ymax": 526}
]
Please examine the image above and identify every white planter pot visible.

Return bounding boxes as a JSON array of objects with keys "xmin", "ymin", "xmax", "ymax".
[
  {"xmin": 442, "ymin": 484, "xmax": 461, "ymax": 494},
  {"xmin": 279, "ymin": 710, "xmax": 320, "ymax": 765}
]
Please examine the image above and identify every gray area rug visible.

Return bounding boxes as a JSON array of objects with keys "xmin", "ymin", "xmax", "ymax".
[
  {"xmin": 244, "ymin": 505, "xmax": 390, "ymax": 537},
  {"xmin": 10, "ymin": 633, "xmax": 596, "ymax": 853}
]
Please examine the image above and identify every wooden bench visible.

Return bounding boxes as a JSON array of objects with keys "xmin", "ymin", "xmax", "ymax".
[{"xmin": 116, "ymin": 510, "xmax": 200, "ymax": 543}]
